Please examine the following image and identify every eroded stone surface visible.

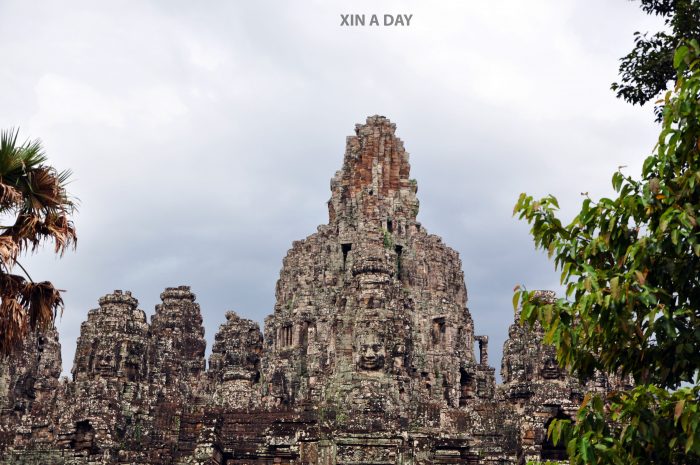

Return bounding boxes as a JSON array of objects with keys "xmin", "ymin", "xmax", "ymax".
[
  {"xmin": 149, "ymin": 286, "xmax": 207, "ymax": 393},
  {"xmin": 209, "ymin": 311, "xmax": 263, "ymax": 409},
  {"xmin": 0, "ymin": 116, "xmax": 620, "ymax": 464}
]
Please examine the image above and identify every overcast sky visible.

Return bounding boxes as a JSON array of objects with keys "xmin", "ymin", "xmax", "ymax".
[{"xmin": 1, "ymin": 1, "xmax": 664, "ymax": 380}]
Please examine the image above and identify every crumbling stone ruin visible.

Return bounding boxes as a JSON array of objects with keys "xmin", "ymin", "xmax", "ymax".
[{"xmin": 0, "ymin": 116, "xmax": 620, "ymax": 464}]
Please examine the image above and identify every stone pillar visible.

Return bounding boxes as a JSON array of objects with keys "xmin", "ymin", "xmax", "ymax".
[{"xmin": 475, "ymin": 335, "xmax": 488, "ymax": 366}]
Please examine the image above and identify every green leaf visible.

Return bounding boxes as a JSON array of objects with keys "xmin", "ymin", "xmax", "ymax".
[
  {"xmin": 675, "ymin": 45, "xmax": 689, "ymax": 68},
  {"xmin": 549, "ymin": 419, "xmax": 560, "ymax": 446},
  {"xmin": 612, "ymin": 171, "xmax": 623, "ymax": 191},
  {"xmin": 580, "ymin": 437, "xmax": 592, "ymax": 462},
  {"xmin": 550, "ymin": 195, "xmax": 560, "ymax": 209},
  {"xmin": 610, "ymin": 277, "xmax": 619, "ymax": 299},
  {"xmin": 675, "ymin": 399, "xmax": 685, "ymax": 423}
]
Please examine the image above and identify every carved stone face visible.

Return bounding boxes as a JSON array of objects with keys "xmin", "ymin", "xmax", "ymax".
[
  {"xmin": 96, "ymin": 354, "xmax": 114, "ymax": 374},
  {"xmin": 357, "ymin": 335, "xmax": 386, "ymax": 371},
  {"xmin": 542, "ymin": 357, "xmax": 560, "ymax": 380}
]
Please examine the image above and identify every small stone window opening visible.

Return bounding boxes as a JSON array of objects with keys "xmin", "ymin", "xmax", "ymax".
[
  {"xmin": 387, "ymin": 219, "xmax": 393, "ymax": 233},
  {"xmin": 71, "ymin": 420, "xmax": 98, "ymax": 454},
  {"xmin": 541, "ymin": 412, "xmax": 571, "ymax": 461},
  {"xmin": 431, "ymin": 317, "xmax": 446, "ymax": 347},
  {"xmin": 459, "ymin": 369, "xmax": 475, "ymax": 405},
  {"xmin": 125, "ymin": 362, "xmax": 140, "ymax": 382},
  {"xmin": 37, "ymin": 335, "xmax": 46, "ymax": 353},
  {"xmin": 341, "ymin": 243, "xmax": 352, "ymax": 269},
  {"xmin": 421, "ymin": 371, "xmax": 431, "ymax": 393},
  {"xmin": 395, "ymin": 245, "xmax": 403, "ymax": 278}
]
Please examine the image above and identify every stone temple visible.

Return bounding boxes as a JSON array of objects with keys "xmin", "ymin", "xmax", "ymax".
[{"xmin": 0, "ymin": 116, "xmax": 624, "ymax": 464}]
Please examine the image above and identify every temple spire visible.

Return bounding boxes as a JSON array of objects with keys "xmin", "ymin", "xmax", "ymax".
[{"xmin": 328, "ymin": 115, "xmax": 418, "ymax": 227}]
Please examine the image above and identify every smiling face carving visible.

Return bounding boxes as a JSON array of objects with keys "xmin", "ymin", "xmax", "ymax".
[
  {"xmin": 356, "ymin": 334, "xmax": 386, "ymax": 371},
  {"xmin": 541, "ymin": 357, "xmax": 560, "ymax": 380}
]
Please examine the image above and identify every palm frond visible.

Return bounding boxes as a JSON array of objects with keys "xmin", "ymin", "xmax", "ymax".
[
  {"xmin": 0, "ymin": 296, "xmax": 27, "ymax": 355},
  {"xmin": 0, "ymin": 128, "xmax": 22, "ymax": 177},
  {"xmin": 42, "ymin": 213, "xmax": 77, "ymax": 255},
  {"xmin": 0, "ymin": 127, "xmax": 74, "ymax": 356},
  {"xmin": 0, "ymin": 182, "xmax": 21, "ymax": 207},
  {"xmin": 0, "ymin": 128, "xmax": 48, "ymax": 175},
  {"xmin": 21, "ymin": 281, "xmax": 63, "ymax": 330},
  {"xmin": 17, "ymin": 138, "xmax": 47, "ymax": 171},
  {"xmin": 25, "ymin": 167, "xmax": 63, "ymax": 210},
  {"xmin": 0, "ymin": 237, "xmax": 18, "ymax": 267}
]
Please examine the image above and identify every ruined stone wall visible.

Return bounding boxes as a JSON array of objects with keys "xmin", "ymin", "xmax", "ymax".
[
  {"xmin": 0, "ymin": 117, "xmax": 618, "ymax": 465},
  {"xmin": 0, "ymin": 326, "xmax": 62, "ymax": 453}
]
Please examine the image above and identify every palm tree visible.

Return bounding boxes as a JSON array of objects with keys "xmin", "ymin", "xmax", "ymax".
[{"xmin": 0, "ymin": 128, "xmax": 76, "ymax": 355}]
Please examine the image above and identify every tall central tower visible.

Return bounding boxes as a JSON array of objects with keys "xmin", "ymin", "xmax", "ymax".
[{"xmin": 261, "ymin": 116, "xmax": 494, "ymax": 431}]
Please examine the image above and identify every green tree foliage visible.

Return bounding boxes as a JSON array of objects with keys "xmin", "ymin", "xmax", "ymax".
[
  {"xmin": 612, "ymin": 0, "xmax": 700, "ymax": 119},
  {"xmin": 0, "ymin": 129, "xmax": 76, "ymax": 355},
  {"xmin": 514, "ymin": 41, "xmax": 700, "ymax": 464}
]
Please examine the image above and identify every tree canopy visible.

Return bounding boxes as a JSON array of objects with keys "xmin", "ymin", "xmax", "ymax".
[
  {"xmin": 612, "ymin": 0, "xmax": 700, "ymax": 119},
  {"xmin": 0, "ymin": 128, "xmax": 76, "ymax": 356},
  {"xmin": 515, "ymin": 41, "xmax": 700, "ymax": 464}
]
